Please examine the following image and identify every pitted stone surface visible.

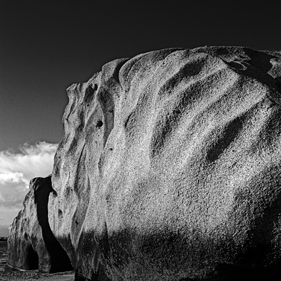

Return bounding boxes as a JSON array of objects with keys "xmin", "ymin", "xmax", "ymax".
[{"xmin": 49, "ymin": 47, "xmax": 281, "ymax": 280}]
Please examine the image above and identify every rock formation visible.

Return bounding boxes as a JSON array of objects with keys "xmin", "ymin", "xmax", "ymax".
[
  {"xmin": 48, "ymin": 46, "xmax": 281, "ymax": 281},
  {"xmin": 8, "ymin": 176, "xmax": 72, "ymax": 273}
]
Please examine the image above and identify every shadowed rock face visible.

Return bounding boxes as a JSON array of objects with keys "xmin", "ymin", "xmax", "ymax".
[
  {"xmin": 8, "ymin": 176, "xmax": 73, "ymax": 273},
  {"xmin": 48, "ymin": 47, "xmax": 281, "ymax": 280}
]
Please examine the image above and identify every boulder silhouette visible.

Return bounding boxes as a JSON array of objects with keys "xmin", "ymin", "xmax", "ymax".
[
  {"xmin": 8, "ymin": 176, "xmax": 72, "ymax": 273},
  {"xmin": 48, "ymin": 46, "xmax": 281, "ymax": 280}
]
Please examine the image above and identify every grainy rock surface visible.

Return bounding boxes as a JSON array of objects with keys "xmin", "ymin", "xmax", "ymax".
[
  {"xmin": 49, "ymin": 46, "xmax": 281, "ymax": 281},
  {"xmin": 8, "ymin": 176, "xmax": 72, "ymax": 273}
]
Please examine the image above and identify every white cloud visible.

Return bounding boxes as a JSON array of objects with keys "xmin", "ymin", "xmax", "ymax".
[
  {"xmin": 0, "ymin": 172, "xmax": 26, "ymax": 184},
  {"xmin": 0, "ymin": 141, "xmax": 57, "ymax": 225}
]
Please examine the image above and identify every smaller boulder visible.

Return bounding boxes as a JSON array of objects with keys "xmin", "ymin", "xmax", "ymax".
[
  {"xmin": 7, "ymin": 177, "xmax": 50, "ymax": 272},
  {"xmin": 7, "ymin": 176, "xmax": 73, "ymax": 273}
]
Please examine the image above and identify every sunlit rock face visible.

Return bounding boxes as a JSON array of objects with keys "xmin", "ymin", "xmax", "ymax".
[
  {"xmin": 49, "ymin": 47, "xmax": 281, "ymax": 281},
  {"xmin": 8, "ymin": 176, "xmax": 72, "ymax": 273}
]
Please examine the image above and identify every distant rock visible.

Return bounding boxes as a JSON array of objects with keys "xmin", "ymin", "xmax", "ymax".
[
  {"xmin": 8, "ymin": 176, "xmax": 72, "ymax": 273},
  {"xmin": 49, "ymin": 46, "xmax": 281, "ymax": 280}
]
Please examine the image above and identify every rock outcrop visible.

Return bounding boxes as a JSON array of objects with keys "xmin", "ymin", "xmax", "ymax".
[
  {"xmin": 8, "ymin": 176, "xmax": 72, "ymax": 273},
  {"xmin": 48, "ymin": 46, "xmax": 281, "ymax": 281}
]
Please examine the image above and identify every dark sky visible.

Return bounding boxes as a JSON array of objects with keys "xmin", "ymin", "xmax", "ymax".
[{"xmin": 0, "ymin": 0, "xmax": 280, "ymax": 151}]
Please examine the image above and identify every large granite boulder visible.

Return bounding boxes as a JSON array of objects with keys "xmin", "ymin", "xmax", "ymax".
[
  {"xmin": 8, "ymin": 176, "xmax": 72, "ymax": 273},
  {"xmin": 48, "ymin": 46, "xmax": 281, "ymax": 280}
]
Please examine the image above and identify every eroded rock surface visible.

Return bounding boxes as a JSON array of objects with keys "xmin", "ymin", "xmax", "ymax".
[
  {"xmin": 49, "ymin": 47, "xmax": 281, "ymax": 280},
  {"xmin": 8, "ymin": 176, "xmax": 72, "ymax": 273}
]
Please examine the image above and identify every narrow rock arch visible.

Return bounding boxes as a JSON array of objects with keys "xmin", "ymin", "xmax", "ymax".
[{"xmin": 26, "ymin": 245, "xmax": 38, "ymax": 270}]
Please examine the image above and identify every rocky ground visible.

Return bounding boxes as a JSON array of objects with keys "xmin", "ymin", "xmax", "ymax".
[{"xmin": 0, "ymin": 270, "xmax": 74, "ymax": 281}]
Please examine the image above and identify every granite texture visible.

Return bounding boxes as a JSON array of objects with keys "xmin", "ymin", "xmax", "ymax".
[{"xmin": 48, "ymin": 47, "xmax": 281, "ymax": 280}]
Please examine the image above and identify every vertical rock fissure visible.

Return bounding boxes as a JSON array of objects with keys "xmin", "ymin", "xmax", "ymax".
[{"xmin": 34, "ymin": 176, "xmax": 73, "ymax": 273}]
